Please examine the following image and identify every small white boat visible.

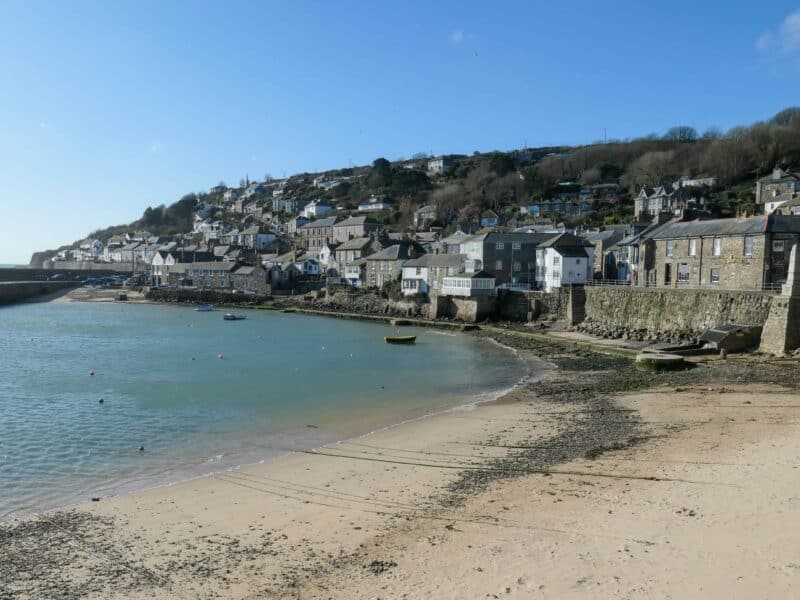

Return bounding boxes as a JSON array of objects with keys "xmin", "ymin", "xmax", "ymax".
[{"xmin": 195, "ymin": 304, "xmax": 215, "ymax": 312}]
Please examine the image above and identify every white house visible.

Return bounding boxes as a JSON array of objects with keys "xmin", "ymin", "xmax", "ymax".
[
  {"xmin": 343, "ymin": 258, "xmax": 367, "ymax": 286},
  {"xmin": 77, "ymin": 239, "xmax": 103, "ymax": 260},
  {"xmin": 302, "ymin": 199, "xmax": 334, "ymax": 218},
  {"xmin": 535, "ymin": 233, "xmax": 595, "ymax": 292},
  {"xmin": 358, "ymin": 195, "xmax": 394, "ymax": 213},
  {"xmin": 222, "ymin": 189, "xmax": 239, "ymax": 204},
  {"xmin": 318, "ymin": 243, "xmax": 339, "ymax": 270},
  {"xmin": 150, "ymin": 250, "xmax": 177, "ymax": 286}
]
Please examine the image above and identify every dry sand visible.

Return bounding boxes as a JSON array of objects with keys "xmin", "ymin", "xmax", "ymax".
[{"xmin": 3, "ymin": 348, "xmax": 800, "ymax": 599}]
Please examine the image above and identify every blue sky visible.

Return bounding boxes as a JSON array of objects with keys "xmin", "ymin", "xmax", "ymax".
[{"xmin": 1, "ymin": 1, "xmax": 799, "ymax": 263}]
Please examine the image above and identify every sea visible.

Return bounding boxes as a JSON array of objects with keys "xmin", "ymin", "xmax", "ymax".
[{"xmin": 0, "ymin": 300, "xmax": 537, "ymax": 520}]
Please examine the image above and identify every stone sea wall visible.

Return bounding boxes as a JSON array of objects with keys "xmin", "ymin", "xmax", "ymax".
[
  {"xmin": 0, "ymin": 281, "xmax": 79, "ymax": 305},
  {"xmin": 581, "ymin": 286, "xmax": 775, "ymax": 339}
]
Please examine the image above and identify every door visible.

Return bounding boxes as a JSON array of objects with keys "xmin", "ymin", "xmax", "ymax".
[{"xmin": 664, "ymin": 263, "xmax": 671, "ymax": 285}]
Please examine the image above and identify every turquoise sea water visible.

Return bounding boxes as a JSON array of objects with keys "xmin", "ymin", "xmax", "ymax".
[{"xmin": 0, "ymin": 301, "xmax": 534, "ymax": 519}]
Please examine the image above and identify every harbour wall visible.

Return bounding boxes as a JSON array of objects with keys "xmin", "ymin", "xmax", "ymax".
[
  {"xmin": 581, "ymin": 286, "xmax": 775, "ymax": 336},
  {"xmin": 0, "ymin": 281, "xmax": 80, "ymax": 306},
  {"xmin": 0, "ymin": 267, "xmax": 128, "ymax": 282}
]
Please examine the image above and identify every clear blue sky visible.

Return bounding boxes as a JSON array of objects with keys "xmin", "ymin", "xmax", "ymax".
[{"xmin": 1, "ymin": 1, "xmax": 799, "ymax": 263}]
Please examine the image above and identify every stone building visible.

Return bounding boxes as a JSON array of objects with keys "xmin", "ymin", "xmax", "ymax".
[
  {"xmin": 230, "ymin": 264, "xmax": 269, "ymax": 295},
  {"xmin": 646, "ymin": 215, "xmax": 800, "ymax": 290},
  {"xmin": 756, "ymin": 167, "xmax": 800, "ymax": 206},
  {"xmin": 633, "ymin": 185, "xmax": 697, "ymax": 220},
  {"xmin": 298, "ymin": 216, "xmax": 338, "ymax": 250},
  {"xmin": 332, "ymin": 216, "xmax": 380, "ymax": 243},
  {"xmin": 365, "ymin": 241, "xmax": 424, "ymax": 288}
]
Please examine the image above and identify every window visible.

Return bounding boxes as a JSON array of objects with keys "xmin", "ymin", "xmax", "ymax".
[
  {"xmin": 689, "ymin": 239, "xmax": 697, "ymax": 256},
  {"xmin": 677, "ymin": 263, "xmax": 690, "ymax": 283},
  {"xmin": 712, "ymin": 237, "xmax": 721, "ymax": 256},
  {"xmin": 666, "ymin": 240, "xmax": 674, "ymax": 257},
  {"xmin": 513, "ymin": 261, "xmax": 521, "ymax": 272},
  {"xmin": 743, "ymin": 236, "xmax": 754, "ymax": 257},
  {"xmin": 495, "ymin": 242, "xmax": 504, "ymax": 250},
  {"xmin": 512, "ymin": 242, "xmax": 521, "ymax": 250},
  {"xmin": 415, "ymin": 267, "xmax": 422, "ymax": 275},
  {"xmin": 495, "ymin": 260, "xmax": 503, "ymax": 270},
  {"xmin": 710, "ymin": 268, "xmax": 720, "ymax": 284},
  {"xmin": 575, "ymin": 258, "xmax": 581, "ymax": 265},
  {"xmin": 553, "ymin": 255, "xmax": 561, "ymax": 266},
  {"xmin": 773, "ymin": 240, "xmax": 785, "ymax": 253}
]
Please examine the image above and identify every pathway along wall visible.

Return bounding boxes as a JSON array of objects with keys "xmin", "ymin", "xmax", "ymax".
[{"xmin": 582, "ymin": 286, "xmax": 775, "ymax": 337}]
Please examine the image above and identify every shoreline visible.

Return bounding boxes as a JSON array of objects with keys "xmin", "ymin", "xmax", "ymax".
[{"xmin": 1, "ymin": 300, "xmax": 547, "ymax": 523}]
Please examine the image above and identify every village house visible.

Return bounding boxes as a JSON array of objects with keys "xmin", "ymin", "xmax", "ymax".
[
  {"xmin": 535, "ymin": 233, "xmax": 595, "ymax": 292},
  {"xmin": 170, "ymin": 261, "xmax": 238, "ymax": 288},
  {"xmin": 334, "ymin": 236, "xmax": 380, "ymax": 266},
  {"xmin": 413, "ymin": 205, "xmax": 438, "ymax": 229},
  {"xmin": 286, "ymin": 215, "xmax": 310, "ymax": 235},
  {"xmin": 332, "ymin": 215, "xmax": 380, "ymax": 243},
  {"xmin": 357, "ymin": 195, "xmax": 394, "ymax": 213},
  {"xmin": 674, "ymin": 176, "xmax": 717, "ymax": 189},
  {"xmin": 461, "ymin": 231, "xmax": 552, "ymax": 288},
  {"xmin": 302, "ymin": 199, "xmax": 334, "ymax": 219},
  {"xmin": 401, "ymin": 253, "xmax": 466, "ymax": 296},
  {"xmin": 76, "ymin": 239, "xmax": 103, "ymax": 261},
  {"xmin": 222, "ymin": 189, "xmax": 239, "ymax": 204},
  {"xmin": 343, "ymin": 258, "xmax": 367, "ymax": 286},
  {"xmin": 411, "ymin": 231, "xmax": 441, "ymax": 254},
  {"xmin": 480, "ymin": 209, "xmax": 500, "ymax": 228},
  {"xmin": 229, "ymin": 264, "xmax": 269, "ymax": 295},
  {"xmin": 580, "ymin": 229, "xmax": 626, "ymax": 279},
  {"xmin": 273, "ymin": 197, "xmax": 307, "ymax": 214},
  {"xmin": 365, "ymin": 241, "xmax": 424, "ymax": 288},
  {"xmin": 633, "ymin": 184, "xmax": 697, "ymax": 220},
  {"xmin": 238, "ymin": 225, "xmax": 275, "ymax": 251},
  {"xmin": 441, "ymin": 271, "xmax": 496, "ymax": 297},
  {"xmin": 427, "ymin": 155, "xmax": 457, "ymax": 175},
  {"xmin": 318, "ymin": 243, "xmax": 339, "ymax": 271},
  {"xmin": 646, "ymin": 215, "xmax": 800, "ymax": 290},
  {"xmin": 755, "ymin": 167, "xmax": 800, "ymax": 207},
  {"xmin": 441, "ymin": 230, "xmax": 469, "ymax": 254},
  {"xmin": 298, "ymin": 216, "xmax": 338, "ymax": 250}
]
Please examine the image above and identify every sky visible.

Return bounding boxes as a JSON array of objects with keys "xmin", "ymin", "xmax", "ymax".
[{"xmin": 1, "ymin": 1, "xmax": 799, "ymax": 264}]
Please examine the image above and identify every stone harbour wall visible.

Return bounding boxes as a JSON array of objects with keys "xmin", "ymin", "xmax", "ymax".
[
  {"xmin": 580, "ymin": 286, "xmax": 775, "ymax": 340},
  {"xmin": 0, "ymin": 281, "xmax": 79, "ymax": 305}
]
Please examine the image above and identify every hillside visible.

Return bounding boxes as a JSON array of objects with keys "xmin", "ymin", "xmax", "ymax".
[{"xmin": 32, "ymin": 106, "xmax": 800, "ymax": 264}]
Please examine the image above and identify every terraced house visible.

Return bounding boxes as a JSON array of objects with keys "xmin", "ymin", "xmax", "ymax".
[{"xmin": 647, "ymin": 215, "xmax": 800, "ymax": 290}]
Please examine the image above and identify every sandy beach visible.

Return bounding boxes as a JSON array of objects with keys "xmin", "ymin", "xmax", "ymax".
[{"xmin": 3, "ymin": 332, "xmax": 800, "ymax": 599}]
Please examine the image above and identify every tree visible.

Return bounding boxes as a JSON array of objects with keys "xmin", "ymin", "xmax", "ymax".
[
  {"xmin": 769, "ymin": 107, "xmax": 800, "ymax": 127},
  {"xmin": 663, "ymin": 126, "xmax": 698, "ymax": 142},
  {"xmin": 488, "ymin": 152, "xmax": 516, "ymax": 176},
  {"xmin": 702, "ymin": 127, "xmax": 722, "ymax": 140},
  {"xmin": 368, "ymin": 157, "xmax": 392, "ymax": 188}
]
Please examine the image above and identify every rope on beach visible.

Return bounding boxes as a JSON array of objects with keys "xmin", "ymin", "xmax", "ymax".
[{"xmin": 297, "ymin": 449, "xmax": 741, "ymax": 487}]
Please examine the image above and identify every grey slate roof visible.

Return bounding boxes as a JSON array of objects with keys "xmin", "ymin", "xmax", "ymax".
[
  {"xmin": 337, "ymin": 237, "xmax": 373, "ymax": 251},
  {"xmin": 650, "ymin": 217, "xmax": 774, "ymax": 239},
  {"xmin": 538, "ymin": 232, "xmax": 594, "ymax": 249},
  {"xmin": 300, "ymin": 216, "xmax": 338, "ymax": 229},
  {"xmin": 334, "ymin": 216, "xmax": 377, "ymax": 227},
  {"xmin": 404, "ymin": 253, "xmax": 466, "ymax": 268}
]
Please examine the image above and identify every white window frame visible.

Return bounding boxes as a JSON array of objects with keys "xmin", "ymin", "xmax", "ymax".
[
  {"xmin": 712, "ymin": 237, "xmax": 721, "ymax": 257},
  {"xmin": 495, "ymin": 242, "xmax": 504, "ymax": 250},
  {"xmin": 689, "ymin": 239, "xmax": 697, "ymax": 256}
]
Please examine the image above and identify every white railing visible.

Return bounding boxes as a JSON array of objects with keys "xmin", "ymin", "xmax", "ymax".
[{"xmin": 584, "ymin": 279, "xmax": 782, "ymax": 293}]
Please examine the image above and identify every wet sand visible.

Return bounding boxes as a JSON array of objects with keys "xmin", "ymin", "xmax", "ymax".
[{"xmin": 2, "ymin": 336, "xmax": 800, "ymax": 599}]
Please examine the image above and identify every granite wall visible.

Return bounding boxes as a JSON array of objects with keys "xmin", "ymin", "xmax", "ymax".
[
  {"xmin": 583, "ymin": 286, "xmax": 775, "ymax": 336},
  {"xmin": 0, "ymin": 281, "xmax": 79, "ymax": 305}
]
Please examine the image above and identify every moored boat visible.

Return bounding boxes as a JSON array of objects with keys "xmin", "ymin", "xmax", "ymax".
[
  {"xmin": 384, "ymin": 335, "xmax": 416, "ymax": 345},
  {"xmin": 195, "ymin": 304, "xmax": 215, "ymax": 312},
  {"xmin": 223, "ymin": 313, "xmax": 247, "ymax": 321}
]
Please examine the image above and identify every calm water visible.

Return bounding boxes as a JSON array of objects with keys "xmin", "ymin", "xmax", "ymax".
[{"xmin": 0, "ymin": 300, "xmax": 533, "ymax": 519}]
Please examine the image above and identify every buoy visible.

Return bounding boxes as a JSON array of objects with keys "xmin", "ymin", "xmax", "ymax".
[
  {"xmin": 218, "ymin": 353, "xmax": 224, "ymax": 360},
  {"xmin": 89, "ymin": 370, "xmax": 95, "ymax": 376},
  {"xmin": 139, "ymin": 445, "xmax": 144, "ymax": 452},
  {"xmin": 98, "ymin": 398, "xmax": 104, "ymax": 404}
]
